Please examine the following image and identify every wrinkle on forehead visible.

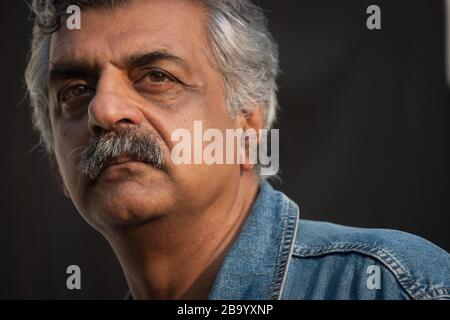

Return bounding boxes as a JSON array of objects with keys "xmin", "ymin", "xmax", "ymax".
[{"xmin": 49, "ymin": 0, "xmax": 210, "ymax": 70}]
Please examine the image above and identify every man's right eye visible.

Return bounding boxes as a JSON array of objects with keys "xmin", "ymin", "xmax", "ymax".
[{"xmin": 59, "ymin": 84, "xmax": 94, "ymax": 106}]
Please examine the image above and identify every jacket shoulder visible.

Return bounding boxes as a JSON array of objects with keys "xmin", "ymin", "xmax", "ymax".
[{"xmin": 291, "ymin": 219, "xmax": 450, "ymax": 299}]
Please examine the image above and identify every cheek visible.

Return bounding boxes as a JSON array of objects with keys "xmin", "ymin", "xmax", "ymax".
[
  {"xmin": 159, "ymin": 97, "xmax": 234, "ymax": 146},
  {"xmin": 52, "ymin": 116, "xmax": 90, "ymax": 189},
  {"xmin": 158, "ymin": 112, "xmax": 240, "ymax": 198},
  {"xmin": 156, "ymin": 87, "xmax": 236, "ymax": 170}
]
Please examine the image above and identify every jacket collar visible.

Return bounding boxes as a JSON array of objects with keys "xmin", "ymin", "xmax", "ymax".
[{"xmin": 208, "ymin": 181, "xmax": 300, "ymax": 300}]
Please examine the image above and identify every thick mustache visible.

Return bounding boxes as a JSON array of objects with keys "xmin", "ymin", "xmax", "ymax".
[{"xmin": 79, "ymin": 127, "xmax": 166, "ymax": 181}]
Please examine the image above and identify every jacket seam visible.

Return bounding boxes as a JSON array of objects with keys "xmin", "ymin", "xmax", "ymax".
[
  {"xmin": 292, "ymin": 243, "xmax": 447, "ymax": 300},
  {"xmin": 277, "ymin": 199, "xmax": 300, "ymax": 300},
  {"xmin": 269, "ymin": 196, "xmax": 298, "ymax": 300}
]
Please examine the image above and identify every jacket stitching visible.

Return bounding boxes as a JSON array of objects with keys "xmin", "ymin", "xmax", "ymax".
[
  {"xmin": 277, "ymin": 199, "xmax": 300, "ymax": 300},
  {"xmin": 270, "ymin": 196, "xmax": 298, "ymax": 300},
  {"xmin": 292, "ymin": 243, "xmax": 447, "ymax": 300}
]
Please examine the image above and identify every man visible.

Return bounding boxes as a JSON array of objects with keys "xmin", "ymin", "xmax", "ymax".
[{"xmin": 25, "ymin": 0, "xmax": 449, "ymax": 300}]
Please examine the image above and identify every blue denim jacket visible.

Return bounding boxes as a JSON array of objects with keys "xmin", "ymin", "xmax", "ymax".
[{"xmin": 207, "ymin": 182, "xmax": 450, "ymax": 300}]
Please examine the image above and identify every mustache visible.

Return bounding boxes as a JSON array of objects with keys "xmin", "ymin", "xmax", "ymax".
[{"xmin": 79, "ymin": 126, "xmax": 166, "ymax": 181}]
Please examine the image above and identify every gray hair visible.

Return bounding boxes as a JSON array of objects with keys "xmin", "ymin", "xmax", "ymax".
[{"xmin": 25, "ymin": 0, "xmax": 280, "ymax": 154}]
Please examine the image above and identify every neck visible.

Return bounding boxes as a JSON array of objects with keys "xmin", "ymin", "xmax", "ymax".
[{"xmin": 106, "ymin": 173, "xmax": 261, "ymax": 300}]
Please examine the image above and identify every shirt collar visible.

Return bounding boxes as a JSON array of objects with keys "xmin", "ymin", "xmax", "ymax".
[{"xmin": 208, "ymin": 181, "xmax": 300, "ymax": 300}]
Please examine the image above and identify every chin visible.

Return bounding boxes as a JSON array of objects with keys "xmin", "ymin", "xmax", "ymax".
[{"xmin": 83, "ymin": 177, "xmax": 176, "ymax": 230}]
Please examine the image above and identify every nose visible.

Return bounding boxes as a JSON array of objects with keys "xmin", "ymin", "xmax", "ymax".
[{"xmin": 87, "ymin": 72, "xmax": 144, "ymax": 136}]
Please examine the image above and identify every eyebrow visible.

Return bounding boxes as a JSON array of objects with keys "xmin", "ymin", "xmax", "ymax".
[
  {"xmin": 48, "ymin": 62, "xmax": 100, "ymax": 87},
  {"xmin": 48, "ymin": 50, "xmax": 188, "ymax": 86},
  {"xmin": 123, "ymin": 50, "xmax": 188, "ymax": 71},
  {"xmin": 48, "ymin": 62, "xmax": 99, "ymax": 86}
]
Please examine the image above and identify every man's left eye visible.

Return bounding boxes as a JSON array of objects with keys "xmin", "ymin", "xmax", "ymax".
[
  {"xmin": 135, "ymin": 69, "xmax": 178, "ymax": 94},
  {"xmin": 146, "ymin": 70, "xmax": 173, "ymax": 83}
]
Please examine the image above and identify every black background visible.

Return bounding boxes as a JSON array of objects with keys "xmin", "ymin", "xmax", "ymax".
[{"xmin": 0, "ymin": 0, "xmax": 449, "ymax": 299}]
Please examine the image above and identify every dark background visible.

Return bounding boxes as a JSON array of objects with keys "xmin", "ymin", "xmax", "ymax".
[{"xmin": 0, "ymin": 0, "xmax": 449, "ymax": 299}]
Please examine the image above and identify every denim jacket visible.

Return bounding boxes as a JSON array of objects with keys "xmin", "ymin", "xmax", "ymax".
[{"xmin": 207, "ymin": 182, "xmax": 450, "ymax": 300}]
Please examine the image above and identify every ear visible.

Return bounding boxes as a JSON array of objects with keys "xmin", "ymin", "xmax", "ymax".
[{"xmin": 236, "ymin": 105, "xmax": 265, "ymax": 173}]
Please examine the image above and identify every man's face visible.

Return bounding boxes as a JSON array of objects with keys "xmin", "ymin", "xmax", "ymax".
[{"xmin": 48, "ymin": 0, "xmax": 243, "ymax": 230}]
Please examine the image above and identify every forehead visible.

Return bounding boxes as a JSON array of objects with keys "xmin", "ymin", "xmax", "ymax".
[{"xmin": 50, "ymin": 0, "xmax": 209, "ymax": 67}]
